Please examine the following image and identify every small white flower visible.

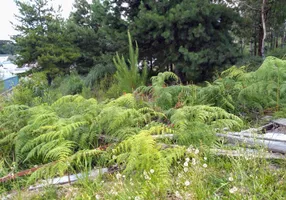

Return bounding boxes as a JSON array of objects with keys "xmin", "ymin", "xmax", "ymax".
[
  {"xmin": 143, "ymin": 170, "xmax": 148, "ymax": 176},
  {"xmin": 192, "ymin": 158, "xmax": 196, "ymax": 165},
  {"xmin": 203, "ymin": 163, "xmax": 207, "ymax": 168},
  {"xmin": 116, "ymin": 173, "xmax": 121, "ymax": 180},
  {"xmin": 178, "ymin": 173, "xmax": 182, "ymax": 178},
  {"xmin": 95, "ymin": 194, "xmax": 100, "ymax": 199},
  {"xmin": 144, "ymin": 175, "xmax": 151, "ymax": 180},
  {"xmin": 122, "ymin": 175, "xmax": 126, "ymax": 178},
  {"xmin": 184, "ymin": 180, "xmax": 190, "ymax": 186},
  {"xmin": 186, "ymin": 147, "xmax": 192, "ymax": 153},
  {"xmin": 134, "ymin": 196, "xmax": 141, "ymax": 200},
  {"xmin": 204, "ymin": 157, "xmax": 207, "ymax": 161},
  {"xmin": 228, "ymin": 177, "xmax": 234, "ymax": 182},
  {"xmin": 229, "ymin": 186, "xmax": 238, "ymax": 194},
  {"xmin": 150, "ymin": 169, "xmax": 155, "ymax": 174},
  {"xmin": 185, "ymin": 157, "xmax": 190, "ymax": 162},
  {"xmin": 183, "ymin": 167, "xmax": 188, "ymax": 172},
  {"xmin": 194, "ymin": 149, "xmax": 199, "ymax": 154},
  {"xmin": 175, "ymin": 191, "xmax": 182, "ymax": 198},
  {"xmin": 184, "ymin": 162, "xmax": 189, "ymax": 167}
]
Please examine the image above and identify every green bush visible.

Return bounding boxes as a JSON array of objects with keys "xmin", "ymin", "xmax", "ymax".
[
  {"xmin": 267, "ymin": 47, "xmax": 286, "ymax": 59},
  {"xmin": 58, "ymin": 72, "xmax": 84, "ymax": 95}
]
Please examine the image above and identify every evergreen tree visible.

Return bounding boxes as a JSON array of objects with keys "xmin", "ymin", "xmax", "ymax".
[
  {"xmin": 67, "ymin": 0, "xmax": 127, "ymax": 74},
  {"xmin": 13, "ymin": 0, "xmax": 80, "ymax": 74},
  {"xmin": 129, "ymin": 0, "xmax": 240, "ymax": 82},
  {"xmin": 0, "ymin": 40, "xmax": 15, "ymax": 55}
]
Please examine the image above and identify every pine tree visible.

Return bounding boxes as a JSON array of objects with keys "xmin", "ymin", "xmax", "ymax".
[
  {"xmin": 13, "ymin": 0, "xmax": 80, "ymax": 74},
  {"xmin": 129, "ymin": 0, "xmax": 240, "ymax": 82}
]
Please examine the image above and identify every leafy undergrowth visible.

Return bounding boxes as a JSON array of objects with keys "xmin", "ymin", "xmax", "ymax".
[{"xmin": 1, "ymin": 57, "xmax": 286, "ymax": 199}]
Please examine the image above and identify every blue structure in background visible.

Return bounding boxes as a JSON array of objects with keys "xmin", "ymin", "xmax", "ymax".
[
  {"xmin": 0, "ymin": 73, "xmax": 19, "ymax": 93},
  {"xmin": 3, "ymin": 76, "xmax": 19, "ymax": 90}
]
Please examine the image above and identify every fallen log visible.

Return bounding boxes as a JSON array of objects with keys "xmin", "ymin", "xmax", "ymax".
[
  {"xmin": 216, "ymin": 133, "xmax": 286, "ymax": 153},
  {"xmin": 272, "ymin": 119, "xmax": 286, "ymax": 127},
  {"xmin": 210, "ymin": 148, "xmax": 286, "ymax": 160},
  {"xmin": 152, "ymin": 134, "xmax": 174, "ymax": 140},
  {"xmin": 223, "ymin": 132, "xmax": 286, "ymax": 142},
  {"xmin": 0, "ymin": 165, "xmax": 41, "ymax": 183},
  {"xmin": 28, "ymin": 168, "xmax": 109, "ymax": 191}
]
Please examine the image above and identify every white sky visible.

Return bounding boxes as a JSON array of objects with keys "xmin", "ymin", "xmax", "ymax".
[{"xmin": 0, "ymin": 0, "xmax": 75, "ymax": 40}]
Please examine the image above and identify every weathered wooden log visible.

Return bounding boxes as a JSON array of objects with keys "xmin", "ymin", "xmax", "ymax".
[
  {"xmin": 152, "ymin": 134, "xmax": 174, "ymax": 140},
  {"xmin": 28, "ymin": 168, "xmax": 109, "ymax": 190},
  {"xmin": 216, "ymin": 133, "xmax": 286, "ymax": 153},
  {"xmin": 210, "ymin": 148, "xmax": 286, "ymax": 160},
  {"xmin": 0, "ymin": 165, "xmax": 41, "ymax": 183},
  {"xmin": 224, "ymin": 132, "xmax": 286, "ymax": 142},
  {"xmin": 272, "ymin": 119, "xmax": 286, "ymax": 127}
]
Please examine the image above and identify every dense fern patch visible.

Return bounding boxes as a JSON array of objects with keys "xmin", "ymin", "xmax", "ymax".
[{"xmin": 1, "ymin": 57, "xmax": 286, "ymax": 199}]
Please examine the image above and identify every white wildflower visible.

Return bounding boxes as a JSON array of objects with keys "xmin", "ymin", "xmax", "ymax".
[
  {"xmin": 143, "ymin": 170, "xmax": 148, "ymax": 176},
  {"xmin": 192, "ymin": 158, "xmax": 196, "ymax": 165},
  {"xmin": 186, "ymin": 147, "xmax": 192, "ymax": 153},
  {"xmin": 184, "ymin": 162, "xmax": 189, "ymax": 167},
  {"xmin": 95, "ymin": 194, "xmax": 100, "ymax": 199},
  {"xmin": 229, "ymin": 186, "xmax": 238, "ymax": 194},
  {"xmin": 116, "ymin": 173, "xmax": 121, "ymax": 180},
  {"xmin": 228, "ymin": 177, "xmax": 234, "ymax": 182},
  {"xmin": 178, "ymin": 173, "xmax": 182, "ymax": 178},
  {"xmin": 185, "ymin": 157, "xmax": 190, "ymax": 162},
  {"xmin": 150, "ymin": 169, "xmax": 155, "ymax": 174},
  {"xmin": 134, "ymin": 196, "xmax": 141, "ymax": 200},
  {"xmin": 184, "ymin": 180, "xmax": 190, "ymax": 186},
  {"xmin": 144, "ymin": 175, "xmax": 151, "ymax": 180},
  {"xmin": 203, "ymin": 163, "xmax": 207, "ymax": 168},
  {"xmin": 175, "ymin": 191, "xmax": 182, "ymax": 198},
  {"xmin": 194, "ymin": 149, "xmax": 199, "ymax": 154},
  {"xmin": 183, "ymin": 167, "xmax": 188, "ymax": 172},
  {"xmin": 204, "ymin": 157, "xmax": 207, "ymax": 161}
]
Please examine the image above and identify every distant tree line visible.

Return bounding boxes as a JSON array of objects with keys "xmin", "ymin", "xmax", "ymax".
[
  {"xmin": 12, "ymin": 0, "xmax": 286, "ymax": 82},
  {"xmin": 0, "ymin": 40, "xmax": 16, "ymax": 55}
]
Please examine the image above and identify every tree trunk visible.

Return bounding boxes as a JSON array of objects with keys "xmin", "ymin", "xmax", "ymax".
[{"xmin": 259, "ymin": 0, "xmax": 267, "ymax": 58}]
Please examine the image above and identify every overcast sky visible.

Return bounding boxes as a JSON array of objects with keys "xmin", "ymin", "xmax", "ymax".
[{"xmin": 0, "ymin": 0, "xmax": 75, "ymax": 40}]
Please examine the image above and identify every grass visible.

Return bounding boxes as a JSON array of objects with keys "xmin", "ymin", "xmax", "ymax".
[{"xmin": 1, "ymin": 145, "xmax": 285, "ymax": 199}]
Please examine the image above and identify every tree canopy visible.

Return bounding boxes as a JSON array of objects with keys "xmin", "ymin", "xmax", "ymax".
[{"xmin": 11, "ymin": 0, "xmax": 286, "ymax": 82}]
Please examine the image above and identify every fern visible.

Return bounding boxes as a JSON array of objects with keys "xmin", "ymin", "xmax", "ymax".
[
  {"xmin": 170, "ymin": 105, "xmax": 243, "ymax": 145},
  {"xmin": 113, "ymin": 31, "xmax": 147, "ymax": 93},
  {"xmin": 112, "ymin": 126, "xmax": 185, "ymax": 196},
  {"xmin": 28, "ymin": 149, "xmax": 104, "ymax": 183},
  {"xmin": 135, "ymin": 72, "xmax": 197, "ymax": 110}
]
